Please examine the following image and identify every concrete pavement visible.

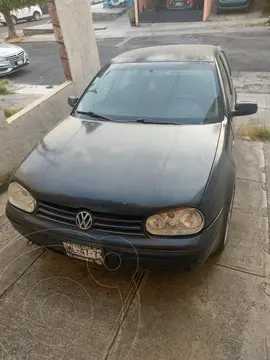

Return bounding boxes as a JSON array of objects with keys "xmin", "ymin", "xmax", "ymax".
[
  {"xmin": 0, "ymin": 139, "xmax": 269, "ymax": 359},
  {"xmin": 0, "ymin": 84, "xmax": 57, "ymax": 115},
  {"xmin": 21, "ymin": 11, "xmax": 270, "ymax": 40},
  {"xmin": 236, "ymin": 92, "xmax": 270, "ymax": 128}
]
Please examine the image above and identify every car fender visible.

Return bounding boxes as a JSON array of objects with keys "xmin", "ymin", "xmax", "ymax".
[{"xmin": 199, "ymin": 118, "xmax": 236, "ymax": 228}]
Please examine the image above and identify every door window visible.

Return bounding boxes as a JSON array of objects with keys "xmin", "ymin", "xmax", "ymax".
[
  {"xmin": 220, "ymin": 51, "xmax": 232, "ymax": 76},
  {"xmin": 218, "ymin": 57, "xmax": 232, "ymax": 107}
]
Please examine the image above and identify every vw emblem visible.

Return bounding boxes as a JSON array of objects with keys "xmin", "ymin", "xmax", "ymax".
[{"xmin": 76, "ymin": 211, "xmax": 93, "ymax": 230}]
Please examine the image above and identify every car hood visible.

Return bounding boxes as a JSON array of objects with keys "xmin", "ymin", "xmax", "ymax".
[
  {"xmin": 0, "ymin": 43, "xmax": 22, "ymax": 57},
  {"xmin": 15, "ymin": 116, "xmax": 221, "ymax": 216}
]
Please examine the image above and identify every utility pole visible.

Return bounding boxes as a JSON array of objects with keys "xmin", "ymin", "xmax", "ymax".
[
  {"xmin": 47, "ymin": 0, "xmax": 72, "ymax": 80},
  {"xmin": 50, "ymin": 0, "xmax": 100, "ymax": 95}
]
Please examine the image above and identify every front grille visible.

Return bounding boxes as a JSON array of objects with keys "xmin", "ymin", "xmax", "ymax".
[
  {"xmin": 0, "ymin": 65, "xmax": 8, "ymax": 72},
  {"xmin": 37, "ymin": 201, "xmax": 144, "ymax": 236},
  {"xmin": 5, "ymin": 50, "xmax": 24, "ymax": 66}
]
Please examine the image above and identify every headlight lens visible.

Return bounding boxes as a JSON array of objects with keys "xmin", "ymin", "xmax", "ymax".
[
  {"xmin": 8, "ymin": 182, "xmax": 36, "ymax": 213},
  {"xmin": 146, "ymin": 208, "xmax": 204, "ymax": 236}
]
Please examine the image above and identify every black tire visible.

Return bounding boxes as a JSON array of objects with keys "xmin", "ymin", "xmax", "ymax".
[
  {"xmin": 33, "ymin": 11, "xmax": 41, "ymax": 21},
  {"xmin": 212, "ymin": 188, "xmax": 235, "ymax": 255},
  {"xmin": 10, "ymin": 15, "xmax": 17, "ymax": 25}
]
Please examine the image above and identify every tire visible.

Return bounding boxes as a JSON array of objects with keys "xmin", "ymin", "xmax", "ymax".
[
  {"xmin": 33, "ymin": 11, "xmax": 41, "ymax": 21},
  {"xmin": 10, "ymin": 15, "xmax": 17, "ymax": 25},
  {"xmin": 212, "ymin": 188, "xmax": 235, "ymax": 255}
]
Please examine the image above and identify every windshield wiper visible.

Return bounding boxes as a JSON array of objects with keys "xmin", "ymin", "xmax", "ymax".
[
  {"xmin": 135, "ymin": 118, "xmax": 178, "ymax": 125},
  {"xmin": 76, "ymin": 110, "xmax": 113, "ymax": 122}
]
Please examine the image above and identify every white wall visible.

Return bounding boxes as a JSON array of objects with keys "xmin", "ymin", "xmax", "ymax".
[
  {"xmin": 54, "ymin": 0, "xmax": 101, "ymax": 95},
  {"xmin": 0, "ymin": 82, "xmax": 75, "ymax": 186}
]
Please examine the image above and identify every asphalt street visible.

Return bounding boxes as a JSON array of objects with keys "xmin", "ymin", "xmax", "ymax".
[{"xmin": 4, "ymin": 30, "xmax": 270, "ymax": 85}]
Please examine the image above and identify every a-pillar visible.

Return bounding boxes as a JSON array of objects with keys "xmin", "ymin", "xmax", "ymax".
[{"xmin": 54, "ymin": 0, "xmax": 101, "ymax": 95}]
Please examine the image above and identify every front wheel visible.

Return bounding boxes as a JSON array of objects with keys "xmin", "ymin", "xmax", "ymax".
[
  {"xmin": 212, "ymin": 188, "xmax": 235, "ymax": 255},
  {"xmin": 33, "ymin": 11, "xmax": 41, "ymax": 21}
]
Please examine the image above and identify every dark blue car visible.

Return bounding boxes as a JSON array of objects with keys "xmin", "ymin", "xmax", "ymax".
[
  {"xmin": 217, "ymin": 0, "xmax": 251, "ymax": 14},
  {"xmin": 6, "ymin": 45, "xmax": 257, "ymax": 271}
]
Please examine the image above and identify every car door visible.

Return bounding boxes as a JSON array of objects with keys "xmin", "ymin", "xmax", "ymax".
[
  {"xmin": 216, "ymin": 53, "xmax": 235, "ymax": 164},
  {"xmin": 220, "ymin": 51, "xmax": 236, "ymax": 107},
  {"xmin": 217, "ymin": 54, "xmax": 235, "ymax": 121},
  {"xmin": 20, "ymin": 7, "xmax": 32, "ymax": 20},
  {"xmin": 13, "ymin": 7, "xmax": 28, "ymax": 20}
]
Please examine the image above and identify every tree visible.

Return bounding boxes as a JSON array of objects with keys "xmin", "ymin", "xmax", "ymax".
[
  {"xmin": 47, "ymin": 0, "xmax": 71, "ymax": 80},
  {"xmin": 0, "ymin": 0, "xmax": 44, "ymax": 39}
]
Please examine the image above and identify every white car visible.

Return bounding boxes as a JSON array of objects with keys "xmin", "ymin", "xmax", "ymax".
[
  {"xmin": 0, "ymin": 44, "xmax": 29, "ymax": 76},
  {"xmin": 0, "ymin": 6, "xmax": 42, "ymax": 25}
]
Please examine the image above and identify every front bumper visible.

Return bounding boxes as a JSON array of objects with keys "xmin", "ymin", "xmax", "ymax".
[
  {"xmin": 6, "ymin": 202, "xmax": 227, "ymax": 271},
  {"xmin": 217, "ymin": 0, "xmax": 249, "ymax": 8},
  {"xmin": 0, "ymin": 56, "xmax": 29, "ymax": 76}
]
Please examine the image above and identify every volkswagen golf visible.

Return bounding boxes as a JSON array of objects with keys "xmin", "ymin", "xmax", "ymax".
[{"xmin": 6, "ymin": 45, "xmax": 257, "ymax": 271}]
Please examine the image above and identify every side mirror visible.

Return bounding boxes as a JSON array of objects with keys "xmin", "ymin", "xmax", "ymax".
[
  {"xmin": 68, "ymin": 96, "xmax": 79, "ymax": 108},
  {"xmin": 232, "ymin": 102, "xmax": 258, "ymax": 117}
]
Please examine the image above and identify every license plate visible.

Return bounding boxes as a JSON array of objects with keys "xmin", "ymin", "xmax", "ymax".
[
  {"xmin": 176, "ymin": 1, "xmax": 184, "ymax": 5},
  {"xmin": 63, "ymin": 241, "xmax": 103, "ymax": 264},
  {"xmin": 17, "ymin": 59, "xmax": 24, "ymax": 65}
]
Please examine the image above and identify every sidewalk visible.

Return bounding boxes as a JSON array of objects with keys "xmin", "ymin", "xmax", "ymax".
[
  {"xmin": 0, "ymin": 84, "xmax": 57, "ymax": 117},
  {"xmin": 20, "ymin": 11, "xmax": 270, "ymax": 40},
  {"xmin": 23, "ymin": 3, "xmax": 127, "ymax": 36},
  {"xmin": 95, "ymin": 13, "xmax": 270, "ymax": 38}
]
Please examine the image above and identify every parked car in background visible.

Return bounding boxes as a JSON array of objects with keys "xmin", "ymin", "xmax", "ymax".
[
  {"xmin": 0, "ymin": 43, "xmax": 29, "ymax": 76},
  {"xmin": 217, "ymin": 0, "xmax": 251, "ymax": 13},
  {"xmin": 166, "ymin": 0, "xmax": 203, "ymax": 10},
  {"xmin": 110, "ymin": 0, "xmax": 126, "ymax": 8},
  {"xmin": 0, "ymin": 5, "xmax": 42, "ymax": 25},
  {"xmin": 6, "ymin": 45, "xmax": 257, "ymax": 272}
]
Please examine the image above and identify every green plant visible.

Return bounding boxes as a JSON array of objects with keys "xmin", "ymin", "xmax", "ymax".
[
  {"xmin": 0, "ymin": 79, "xmax": 14, "ymax": 95},
  {"xmin": 3, "ymin": 107, "xmax": 23, "ymax": 118},
  {"xmin": 237, "ymin": 124, "xmax": 270, "ymax": 142},
  {"xmin": 0, "ymin": 79, "xmax": 9, "ymax": 85}
]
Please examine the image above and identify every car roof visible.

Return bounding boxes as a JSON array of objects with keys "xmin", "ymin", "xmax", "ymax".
[{"xmin": 111, "ymin": 45, "xmax": 221, "ymax": 64}]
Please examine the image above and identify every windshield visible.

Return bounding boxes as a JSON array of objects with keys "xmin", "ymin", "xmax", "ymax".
[{"xmin": 74, "ymin": 62, "xmax": 224, "ymax": 125}]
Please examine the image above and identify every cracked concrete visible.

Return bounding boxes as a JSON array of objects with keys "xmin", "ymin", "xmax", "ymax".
[{"xmin": 0, "ymin": 139, "xmax": 269, "ymax": 359}]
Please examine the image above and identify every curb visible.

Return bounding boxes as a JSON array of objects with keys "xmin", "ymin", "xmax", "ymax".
[
  {"xmin": 23, "ymin": 27, "xmax": 54, "ymax": 36},
  {"xmin": 23, "ymin": 7, "xmax": 127, "ymax": 36}
]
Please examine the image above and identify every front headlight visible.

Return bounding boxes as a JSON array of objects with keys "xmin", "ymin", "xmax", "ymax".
[
  {"xmin": 8, "ymin": 182, "xmax": 36, "ymax": 213},
  {"xmin": 146, "ymin": 208, "xmax": 204, "ymax": 236}
]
